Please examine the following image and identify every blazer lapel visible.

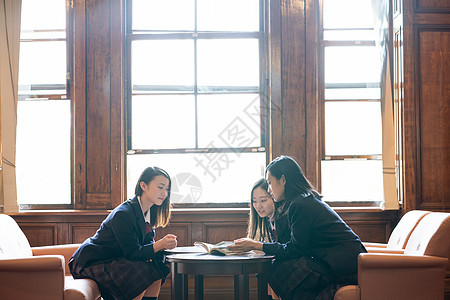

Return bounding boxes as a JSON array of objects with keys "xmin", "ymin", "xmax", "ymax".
[{"xmin": 130, "ymin": 196, "xmax": 147, "ymax": 241}]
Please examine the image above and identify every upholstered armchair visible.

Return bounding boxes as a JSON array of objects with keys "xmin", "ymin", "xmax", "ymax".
[
  {"xmin": 335, "ymin": 212, "xmax": 450, "ymax": 300},
  {"xmin": 0, "ymin": 214, "xmax": 100, "ymax": 300},
  {"xmin": 363, "ymin": 210, "xmax": 430, "ymax": 250}
]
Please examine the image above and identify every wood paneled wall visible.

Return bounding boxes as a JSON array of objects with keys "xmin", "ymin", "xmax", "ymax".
[
  {"xmin": 11, "ymin": 209, "xmax": 396, "ymax": 248},
  {"xmin": 401, "ymin": 0, "xmax": 450, "ymax": 212}
]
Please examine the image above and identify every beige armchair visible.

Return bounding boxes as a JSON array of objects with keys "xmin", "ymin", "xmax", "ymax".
[
  {"xmin": 363, "ymin": 210, "xmax": 430, "ymax": 250},
  {"xmin": 0, "ymin": 214, "xmax": 100, "ymax": 300},
  {"xmin": 335, "ymin": 212, "xmax": 450, "ymax": 300}
]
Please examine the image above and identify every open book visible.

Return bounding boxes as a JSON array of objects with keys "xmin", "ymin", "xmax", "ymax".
[{"xmin": 194, "ymin": 241, "xmax": 252, "ymax": 256}]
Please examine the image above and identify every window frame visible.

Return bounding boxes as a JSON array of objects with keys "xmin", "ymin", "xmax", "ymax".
[
  {"xmin": 319, "ymin": 5, "xmax": 383, "ymax": 208},
  {"xmin": 124, "ymin": 0, "xmax": 270, "ymax": 207},
  {"xmin": 17, "ymin": 0, "xmax": 73, "ymax": 210}
]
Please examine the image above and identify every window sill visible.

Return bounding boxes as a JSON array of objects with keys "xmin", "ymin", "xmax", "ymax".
[{"xmin": 13, "ymin": 206, "xmax": 392, "ymax": 216}]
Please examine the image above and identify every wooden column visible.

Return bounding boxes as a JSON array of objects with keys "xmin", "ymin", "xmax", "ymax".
[
  {"xmin": 72, "ymin": 0, "xmax": 124, "ymax": 210},
  {"xmin": 270, "ymin": 0, "xmax": 309, "ymax": 172}
]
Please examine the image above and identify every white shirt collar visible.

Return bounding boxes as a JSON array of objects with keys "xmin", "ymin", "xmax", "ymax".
[{"xmin": 137, "ymin": 196, "xmax": 151, "ymax": 223}]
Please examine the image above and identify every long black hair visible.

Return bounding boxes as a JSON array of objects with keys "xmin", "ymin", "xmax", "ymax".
[
  {"xmin": 248, "ymin": 179, "xmax": 273, "ymax": 242},
  {"xmin": 135, "ymin": 166, "xmax": 172, "ymax": 228},
  {"xmin": 265, "ymin": 156, "xmax": 321, "ymax": 205}
]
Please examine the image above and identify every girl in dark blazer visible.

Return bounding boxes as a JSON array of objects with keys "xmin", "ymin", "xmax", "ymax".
[
  {"xmin": 69, "ymin": 167, "xmax": 177, "ymax": 300},
  {"xmin": 229, "ymin": 156, "xmax": 366, "ymax": 300}
]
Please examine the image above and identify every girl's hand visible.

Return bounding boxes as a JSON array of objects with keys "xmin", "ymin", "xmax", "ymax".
[
  {"xmin": 227, "ymin": 238, "xmax": 263, "ymax": 252},
  {"xmin": 154, "ymin": 234, "xmax": 177, "ymax": 252}
]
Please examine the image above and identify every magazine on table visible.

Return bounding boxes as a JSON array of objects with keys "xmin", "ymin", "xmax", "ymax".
[{"xmin": 194, "ymin": 241, "xmax": 254, "ymax": 256}]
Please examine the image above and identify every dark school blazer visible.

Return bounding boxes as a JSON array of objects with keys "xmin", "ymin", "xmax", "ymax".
[
  {"xmin": 263, "ymin": 194, "xmax": 367, "ymax": 278},
  {"xmin": 71, "ymin": 196, "xmax": 161, "ymax": 268}
]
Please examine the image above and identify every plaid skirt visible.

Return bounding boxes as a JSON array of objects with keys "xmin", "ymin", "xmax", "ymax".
[
  {"xmin": 268, "ymin": 258, "xmax": 348, "ymax": 300},
  {"xmin": 69, "ymin": 257, "xmax": 170, "ymax": 300}
]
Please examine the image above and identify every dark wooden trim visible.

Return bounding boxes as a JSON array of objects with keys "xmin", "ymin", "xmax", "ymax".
[
  {"xmin": 305, "ymin": 0, "xmax": 320, "ymax": 188},
  {"xmin": 110, "ymin": 0, "xmax": 125, "ymax": 209},
  {"xmin": 402, "ymin": 0, "xmax": 419, "ymax": 212},
  {"xmin": 72, "ymin": 0, "xmax": 87, "ymax": 210},
  {"xmin": 269, "ymin": 0, "xmax": 283, "ymax": 161}
]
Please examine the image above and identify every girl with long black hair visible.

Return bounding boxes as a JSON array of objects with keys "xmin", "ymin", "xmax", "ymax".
[{"xmin": 229, "ymin": 156, "xmax": 366, "ymax": 299}]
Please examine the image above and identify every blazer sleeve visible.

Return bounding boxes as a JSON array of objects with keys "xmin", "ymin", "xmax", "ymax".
[
  {"xmin": 110, "ymin": 210, "xmax": 157, "ymax": 261},
  {"xmin": 262, "ymin": 200, "xmax": 313, "ymax": 259}
]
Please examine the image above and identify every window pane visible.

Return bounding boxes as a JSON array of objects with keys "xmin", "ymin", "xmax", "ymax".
[
  {"xmin": 197, "ymin": 94, "xmax": 261, "ymax": 148},
  {"xmin": 197, "ymin": 0, "xmax": 259, "ymax": 32},
  {"xmin": 325, "ymin": 46, "xmax": 380, "ymax": 84},
  {"xmin": 132, "ymin": 95, "xmax": 196, "ymax": 149},
  {"xmin": 321, "ymin": 160, "xmax": 383, "ymax": 202},
  {"xmin": 197, "ymin": 39, "xmax": 259, "ymax": 90},
  {"xmin": 127, "ymin": 152, "xmax": 266, "ymax": 203},
  {"xmin": 132, "ymin": 0, "xmax": 194, "ymax": 31},
  {"xmin": 21, "ymin": 0, "xmax": 65, "ymax": 31},
  {"xmin": 323, "ymin": 30, "xmax": 375, "ymax": 41},
  {"xmin": 323, "ymin": 0, "xmax": 374, "ymax": 29},
  {"xmin": 132, "ymin": 40, "xmax": 194, "ymax": 93},
  {"xmin": 18, "ymin": 41, "xmax": 66, "ymax": 94},
  {"xmin": 16, "ymin": 100, "xmax": 71, "ymax": 205},
  {"xmin": 325, "ymin": 101, "xmax": 382, "ymax": 155},
  {"xmin": 325, "ymin": 88, "xmax": 380, "ymax": 100}
]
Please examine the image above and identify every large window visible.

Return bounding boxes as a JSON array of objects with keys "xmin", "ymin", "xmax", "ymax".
[
  {"xmin": 320, "ymin": 0, "xmax": 383, "ymax": 204},
  {"xmin": 126, "ymin": 0, "xmax": 267, "ymax": 205},
  {"xmin": 16, "ymin": 0, "xmax": 70, "ymax": 207}
]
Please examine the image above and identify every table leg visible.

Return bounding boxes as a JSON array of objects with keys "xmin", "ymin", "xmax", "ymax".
[
  {"xmin": 195, "ymin": 274, "xmax": 204, "ymax": 300},
  {"xmin": 234, "ymin": 275, "xmax": 239, "ymax": 299},
  {"xmin": 238, "ymin": 274, "xmax": 249, "ymax": 300},
  {"xmin": 257, "ymin": 273, "xmax": 268, "ymax": 300},
  {"xmin": 171, "ymin": 263, "xmax": 182, "ymax": 300},
  {"xmin": 182, "ymin": 274, "xmax": 189, "ymax": 299}
]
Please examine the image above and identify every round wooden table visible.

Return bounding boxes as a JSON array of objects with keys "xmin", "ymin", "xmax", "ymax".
[{"xmin": 166, "ymin": 249, "xmax": 274, "ymax": 300}]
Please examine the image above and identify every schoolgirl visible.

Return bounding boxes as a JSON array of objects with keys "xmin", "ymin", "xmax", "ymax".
[{"xmin": 69, "ymin": 167, "xmax": 177, "ymax": 300}]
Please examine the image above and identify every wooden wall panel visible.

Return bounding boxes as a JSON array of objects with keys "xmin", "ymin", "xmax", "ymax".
[
  {"xmin": 347, "ymin": 222, "xmax": 392, "ymax": 243},
  {"xmin": 402, "ymin": 0, "xmax": 450, "ymax": 214},
  {"xmin": 12, "ymin": 210, "xmax": 396, "ymax": 246},
  {"xmin": 19, "ymin": 223, "xmax": 57, "ymax": 247},
  {"xmin": 86, "ymin": 193, "xmax": 112, "ymax": 209},
  {"xmin": 417, "ymin": 29, "xmax": 450, "ymax": 210},
  {"xmin": 70, "ymin": 224, "xmax": 100, "ymax": 244},
  {"xmin": 203, "ymin": 222, "xmax": 251, "ymax": 244},
  {"xmin": 155, "ymin": 223, "xmax": 191, "ymax": 247},
  {"xmin": 416, "ymin": 0, "xmax": 450, "ymax": 13},
  {"xmin": 338, "ymin": 210, "xmax": 397, "ymax": 243},
  {"xmin": 85, "ymin": 0, "xmax": 111, "ymax": 195}
]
